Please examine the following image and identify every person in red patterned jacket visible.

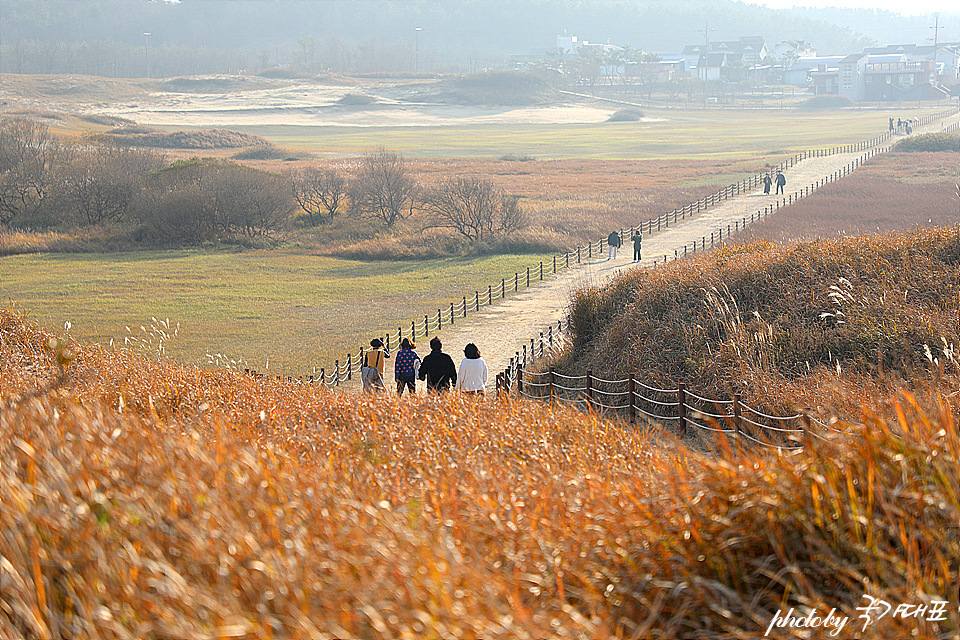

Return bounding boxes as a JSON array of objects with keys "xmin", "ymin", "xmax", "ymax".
[{"xmin": 394, "ymin": 338, "xmax": 421, "ymax": 396}]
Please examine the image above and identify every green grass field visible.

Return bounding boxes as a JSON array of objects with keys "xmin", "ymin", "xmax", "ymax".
[
  {"xmin": 226, "ymin": 107, "xmax": 902, "ymax": 159},
  {"xmin": 0, "ymin": 250, "xmax": 552, "ymax": 375}
]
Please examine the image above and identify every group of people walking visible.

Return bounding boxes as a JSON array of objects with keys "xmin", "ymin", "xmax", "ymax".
[
  {"xmin": 360, "ymin": 336, "xmax": 488, "ymax": 396},
  {"xmin": 890, "ymin": 117, "xmax": 914, "ymax": 135}
]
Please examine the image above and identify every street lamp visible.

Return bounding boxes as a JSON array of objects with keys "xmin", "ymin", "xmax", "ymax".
[
  {"xmin": 415, "ymin": 27, "xmax": 422, "ymax": 74},
  {"xmin": 142, "ymin": 32, "xmax": 151, "ymax": 78}
]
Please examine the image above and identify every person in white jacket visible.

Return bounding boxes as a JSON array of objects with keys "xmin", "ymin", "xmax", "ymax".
[{"xmin": 456, "ymin": 343, "xmax": 488, "ymax": 395}]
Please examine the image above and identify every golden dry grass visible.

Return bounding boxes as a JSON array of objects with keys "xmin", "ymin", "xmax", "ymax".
[
  {"xmin": 2, "ymin": 305, "xmax": 959, "ymax": 639},
  {"xmin": 563, "ymin": 227, "xmax": 960, "ymax": 424}
]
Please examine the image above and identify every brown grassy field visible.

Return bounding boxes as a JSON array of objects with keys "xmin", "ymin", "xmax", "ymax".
[
  {"xmin": 277, "ymin": 155, "xmax": 774, "ymax": 257},
  {"xmin": 2, "ymin": 304, "xmax": 959, "ymax": 639},
  {"xmin": 734, "ymin": 151, "xmax": 960, "ymax": 243}
]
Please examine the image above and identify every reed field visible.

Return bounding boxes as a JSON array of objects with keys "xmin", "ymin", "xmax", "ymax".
[
  {"xmin": 735, "ymin": 151, "xmax": 960, "ymax": 243},
  {"xmin": 562, "ymin": 226, "xmax": 960, "ymax": 423},
  {"xmin": 2, "ymin": 282, "xmax": 959, "ymax": 638}
]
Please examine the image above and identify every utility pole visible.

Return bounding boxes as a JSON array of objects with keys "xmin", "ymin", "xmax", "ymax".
[
  {"xmin": 930, "ymin": 15, "xmax": 944, "ymax": 87},
  {"xmin": 142, "ymin": 32, "xmax": 151, "ymax": 79},
  {"xmin": 415, "ymin": 27, "xmax": 422, "ymax": 73},
  {"xmin": 694, "ymin": 21, "xmax": 713, "ymax": 105}
]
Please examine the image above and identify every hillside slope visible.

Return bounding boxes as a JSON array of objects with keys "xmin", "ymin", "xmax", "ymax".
[{"xmin": 559, "ymin": 227, "xmax": 960, "ymax": 420}]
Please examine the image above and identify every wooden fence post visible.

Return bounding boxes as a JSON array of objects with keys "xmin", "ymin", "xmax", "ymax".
[
  {"xmin": 628, "ymin": 374, "xmax": 636, "ymax": 424},
  {"xmin": 549, "ymin": 367, "xmax": 555, "ymax": 404},
  {"xmin": 347, "ymin": 353, "xmax": 353, "ymax": 380},
  {"xmin": 733, "ymin": 393, "xmax": 742, "ymax": 434},
  {"xmin": 677, "ymin": 382, "xmax": 686, "ymax": 436},
  {"xmin": 586, "ymin": 370, "xmax": 593, "ymax": 408}
]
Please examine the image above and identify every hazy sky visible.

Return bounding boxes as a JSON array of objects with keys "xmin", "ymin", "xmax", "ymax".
[{"xmin": 758, "ymin": 1, "xmax": 957, "ymax": 15}]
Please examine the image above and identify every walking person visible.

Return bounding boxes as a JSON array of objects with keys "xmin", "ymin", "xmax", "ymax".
[
  {"xmin": 606, "ymin": 230, "xmax": 621, "ymax": 260},
  {"xmin": 631, "ymin": 231, "xmax": 642, "ymax": 263},
  {"xmin": 456, "ymin": 343, "xmax": 488, "ymax": 395},
  {"xmin": 361, "ymin": 338, "xmax": 389, "ymax": 393},
  {"xmin": 394, "ymin": 338, "xmax": 420, "ymax": 396},
  {"xmin": 418, "ymin": 336, "xmax": 458, "ymax": 393},
  {"xmin": 762, "ymin": 173, "xmax": 772, "ymax": 195},
  {"xmin": 774, "ymin": 170, "xmax": 786, "ymax": 195}
]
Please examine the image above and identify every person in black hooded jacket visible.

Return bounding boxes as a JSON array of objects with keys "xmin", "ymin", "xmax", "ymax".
[{"xmin": 418, "ymin": 336, "xmax": 458, "ymax": 392}]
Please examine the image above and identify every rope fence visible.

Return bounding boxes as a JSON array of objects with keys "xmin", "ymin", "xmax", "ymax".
[
  {"xmin": 499, "ymin": 367, "xmax": 843, "ymax": 450},
  {"xmin": 251, "ymin": 106, "xmax": 959, "ymax": 388}
]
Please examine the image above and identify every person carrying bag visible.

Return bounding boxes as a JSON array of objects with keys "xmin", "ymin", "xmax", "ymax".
[{"xmin": 361, "ymin": 338, "xmax": 389, "ymax": 393}]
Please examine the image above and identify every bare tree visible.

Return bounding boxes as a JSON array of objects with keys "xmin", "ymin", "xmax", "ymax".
[
  {"xmin": 349, "ymin": 148, "xmax": 418, "ymax": 227},
  {"xmin": 56, "ymin": 143, "xmax": 166, "ymax": 226},
  {"xmin": 214, "ymin": 164, "xmax": 293, "ymax": 237},
  {"xmin": 135, "ymin": 159, "xmax": 217, "ymax": 243},
  {"xmin": 287, "ymin": 166, "xmax": 346, "ymax": 224},
  {"xmin": 422, "ymin": 176, "xmax": 525, "ymax": 244},
  {"xmin": 135, "ymin": 158, "xmax": 293, "ymax": 243},
  {"xmin": 0, "ymin": 117, "xmax": 57, "ymax": 226}
]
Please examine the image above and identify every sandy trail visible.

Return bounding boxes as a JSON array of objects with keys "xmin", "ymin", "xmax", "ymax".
[{"xmin": 429, "ymin": 111, "xmax": 960, "ymax": 379}]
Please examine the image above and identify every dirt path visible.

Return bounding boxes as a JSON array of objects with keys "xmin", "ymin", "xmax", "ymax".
[{"xmin": 431, "ymin": 110, "xmax": 960, "ymax": 378}]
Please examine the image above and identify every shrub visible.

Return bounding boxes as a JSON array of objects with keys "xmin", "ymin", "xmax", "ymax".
[
  {"xmin": 100, "ymin": 128, "xmax": 271, "ymax": 149},
  {"xmin": 892, "ymin": 132, "xmax": 960, "ymax": 152},
  {"xmin": 606, "ymin": 108, "xmax": 643, "ymax": 122},
  {"xmin": 337, "ymin": 93, "xmax": 378, "ymax": 105},
  {"xmin": 231, "ymin": 145, "xmax": 303, "ymax": 161}
]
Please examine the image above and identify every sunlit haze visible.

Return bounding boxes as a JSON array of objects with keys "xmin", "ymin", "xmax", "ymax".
[{"xmin": 758, "ymin": 1, "xmax": 959, "ymax": 15}]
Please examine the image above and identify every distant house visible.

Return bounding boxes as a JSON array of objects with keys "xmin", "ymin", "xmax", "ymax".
[
  {"xmin": 838, "ymin": 52, "xmax": 941, "ymax": 102},
  {"xmin": 864, "ymin": 42, "xmax": 960, "ymax": 83},
  {"xmin": 808, "ymin": 62, "xmax": 841, "ymax": 95},
  {"xmin": 683, "ymin": 37, "xmax": 767, "ymax": 79},
  {"xmin": 784, "ymin": 56, "xmax": 843, "ymax": 87}
]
